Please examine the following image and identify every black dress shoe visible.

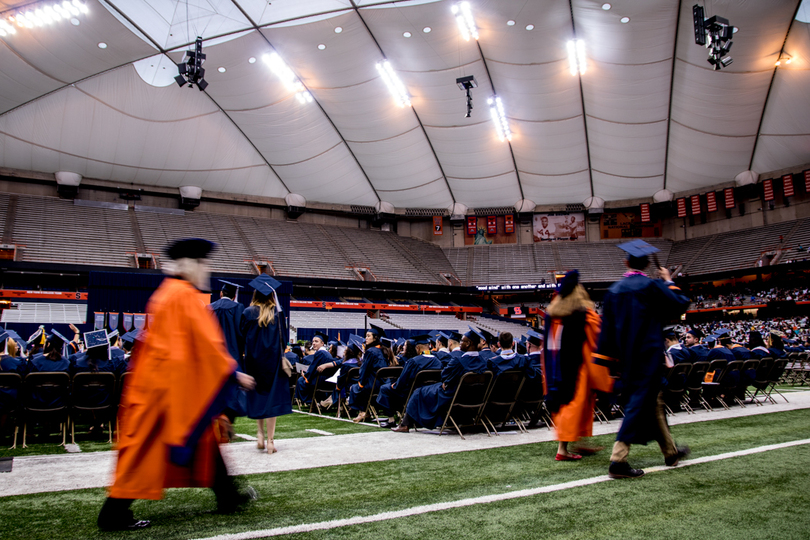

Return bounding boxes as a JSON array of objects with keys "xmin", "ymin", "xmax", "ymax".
[
  {"xmin": 98, "ymin": 518, "xmax": 151, "ymax": 531},
  {"xmin": 218, "ymin": 485, "xmax": 259, "ymax": 514},
  {"xmin": 608, "ymin": 461, "xmax": 645, "ymax": 479},
  {"xmin": 665, "ymin": 446, "xmax": 691, "ymax": 467}
]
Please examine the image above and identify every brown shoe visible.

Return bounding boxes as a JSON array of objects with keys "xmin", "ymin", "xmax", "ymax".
[
  {"xmin": 352, "ymin": 412, "xmax": 367, "ymax": 423},
  {"xmin": 391, "ymin": 425, "xmax": 409, "ymax": 433}
]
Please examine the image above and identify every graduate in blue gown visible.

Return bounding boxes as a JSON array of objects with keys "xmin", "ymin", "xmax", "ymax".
[
  {"xmin": 68, "ymin": 331, "xmax": 121, "ymax": 423},
  {"xmin": 433, "ymin": 332, "xmax": 452, "ymax": 366},
  {"xmin": 29, "ymin": 330, "xmax": 70, "ymax": 373},
  {"xmin": 487, "ymin": 332, "xmax": 534, "ymax": 377},
  {"xmin": 294, "ymin": 331, "xmax": 336, "ymax": 405},
  {"xmin": 0, "ymin": 331, "xmax": 29, "ymax": 416},
  {"xmin": 349, "ymin": 324, "xmax": 394, "ymax": 423},
  {"xmin": 595, "ymin": 240, "xmax": 691, "ymax": 479},
  {"xmin": 393, "ymin": 326, "xmax": 488, "ymax": 432},
  {"xmin": 210, "ymin": 280, "xmax": 247, "ymax": 420},
  {"xmin": 707, "ymin": 330, "xmax": 736, "ymax": 362},
  {"xmin": 683, "ymin": 328, "xmax": 710, "ymax": 362},
  {"xmin": 240, "ymin": 275, "xmax": 292, "ymax": 453},
  {"xmin": 377, "ymin": 334, "xmax": 443, "ymax": 428}
]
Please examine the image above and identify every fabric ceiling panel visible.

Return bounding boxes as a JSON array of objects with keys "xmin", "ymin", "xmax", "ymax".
[
  {"xmin": 0, "ymin": 3, "xmax": 156, "ymax": 85},
  {"xmin": 520, "ymin": 170, "xmax": 592, "ymax": 206},
  {"xmin": 234, "ymin": 0, "xmax": 352, "ymax": 27},
  {"xmin": 581, "ymin": 61, "xmax": 671, "ymax": 124},
  {"xmin": 272, "ymin": 145, "xmax": 379, "ymax": 207},
  {"xmin": 446, "ymin": 171, "xmax": 521, "ymax": 208},
  {"xmin": 401, "ymin": 61, "xmax": 489, "ymax": 126},
  {"xmin": 0, "ymin": 41, "xmax": 64, "ymax": 115},
  {"xmin": 426, "ymin": 123, "xmax": 514, "ymax": 180},
  {"xmin": 587, "ymin": 118, "xmax": 667, "ymax": 181},
  {"xmin": 510, "ymin": 118, "xmax": 588, "ymax": 176},
  {"xmin": 592, "ymin": 170, "xmax": 664, "ymax": 202},
  {"xmin": 666, "ymin": 124, "xmax": 755, "ymax": 194},
  {"xmin": 751, "ymin": 21, "xmax": 810, "ymax": 173}
]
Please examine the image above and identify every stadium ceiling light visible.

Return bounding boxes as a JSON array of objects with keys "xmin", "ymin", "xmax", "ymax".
[
  {"xmin": 376, "ymin": 60, "xmax": 411, "ymax": 107},
  {"xmin": 451, "ymin": 2, "xmax": 478, "ymax": 41},
  {"xmin": 567, "ymin": 39, "xmax": 587, "ymax": 76},
  {"xmin": 487, "ymin": 95, "xmax": 512, "ymax": 142},
  {"xmin": 263, "ymin": 52, "xmax": 312, "ymax": 104},
  {"xmin": 1, "ymin": 0, "xmax": 88, "ymax": 35},
  {"xmin": 775, "ymin": 53, "xmax": 792, "ymax": 66}
]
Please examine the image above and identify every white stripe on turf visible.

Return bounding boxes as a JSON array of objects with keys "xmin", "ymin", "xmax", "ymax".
[
  {"xmin": 235, "ymin": 434, "xmax": 258, "ymax": 441},
  {"xmin": 305, "ymin": 429, "xmax": 334, "ymax": 436},
  {"xmin": 192, "ymin": 437, "xmax": 810, "ymax": 540}
]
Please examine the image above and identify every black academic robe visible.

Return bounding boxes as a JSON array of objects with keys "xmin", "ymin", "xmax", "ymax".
[
  {"xmin": 596, "ymin": 274, "xmax": 690, "ymax": 445},
  {"xmin": 240, "ymin": 306, "xmax": 292, "ymax": 419},
  {"xmin": 405, "ymin": 352, "xmax": 488, "ymax": 429},
  {"xmin": 377, "ymin": 354, "xmax": 442, "ymax": 413}
]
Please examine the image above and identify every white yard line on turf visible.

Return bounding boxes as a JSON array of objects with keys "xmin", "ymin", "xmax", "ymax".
[
  {"xmin": 193, "ymin": 438, "xmax": 810, "ymax": 540},
  {"xmin": 305, "ymin": 429, "xmax": 334, "ymax": 436}
]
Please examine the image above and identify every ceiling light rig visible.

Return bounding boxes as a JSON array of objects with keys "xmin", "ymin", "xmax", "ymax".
[
  {"xmin": 263, "ymin": 52, "xmax": 312, "ymax": 104},
  {"xmin": 175, "ymin": 37, "xmax": 208, "ymax": 91},
  {"xmin": 376, "ymin": 60, "xmax": 411, "ymax": 108},
  {"xmin": 0, "ymin": 0, "xmax": 88, "ymax": 36},
  {"xmin": 452, "ymin": 2, "xmax": 478, "ymax": 41},
  {"xmin": 693, "ymin": 4, "xmax": 736, "ymax": 70},
  {"xmin": 487, "ymin": 96, "xmax": 512, "ymax": 142},
  {"xmin": 775, "ymin": 53, "xmax": 792, "ymax": 66},
  {"xmin": 567, "ymin": 39, "xmax": 587, "ymax": 76}
]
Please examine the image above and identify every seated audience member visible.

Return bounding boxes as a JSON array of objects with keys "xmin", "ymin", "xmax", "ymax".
[
  {"xmin": 683, "ymin": 328, "xmax": 710, "ymax": 362},
  {"xmin": 747, "ymin": 331, "xmax": 772, "ymax": 359},
  {"xmin": 323, "ymin": 335, "xmax": 364, "ymax": 409},
  {"xmin": 294, "ymin": 332, "xmax": 335, "ymax": 405},
  {"xmin": 664, "ymin": 327, "xmax": 693, "ymax": 365},
  {"xmin": 478, "ymin": 329, "xmax": 498, "ymax": 362},
  {"xmin": 349, "ymin": 325, "xmax": 395, "ymax": 423},
  {"xmin": 392, "ymin": 326, "xmax": 488, "ymax": 433},
  {"xmin": 0, "ymin": 331, "xmax": 28, "ymax": 376},
  {"xmin": 29, "ymin": 329, "xmax": 70, "ymax": 373},
  {"xmin": 524, "ymin": 329, "xmax": 544, "ymax": 372},
  {"xmin": 728, "ymin": 337, "xmax": 753, "ymax": 360},
  {"xmin": 376, "ymin": 334, "xmax": 443, "ymax": 428},
  {"xmin": 70, "ymin": 331, "xmax": 125, "ymax": 377},
  {"xmin": 707, "ymin": 329, "xmax": 736, "ymax": 362},
  {"xmin": 107, "ymin": 331, "xmax": 126, "ymax": 365},
  {"xmin": 487, "ymin": 332, "xmax": 530, "ymax": 377},
  {"xmin": 447, "ymin": 332, "xmax": 463, "ymax": 360},
  {"xmin": 120, "ymin": 331, "xmax": 139, "ymax": 364},
  {"xmin": 766, "ymin": 332, "xmax": 787, "ymax": 358},
  {"xmin": 433, "ymin": 332, "xmax": 452, "ymax": 365}
]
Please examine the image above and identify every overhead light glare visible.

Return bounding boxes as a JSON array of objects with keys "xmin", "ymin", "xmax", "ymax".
[
  {"xmin": 248, "ymin": 56, "xmax": 256, "ymax": 64},
  {"xmin": 334, "ymin": 26, "xmax": 342, "ymax": 33},
  {"xmin": 602, "ymin": 3, "xmax": 611, "ymax": 10},
  {"xmin": 525, "ymin": 24, "xmax": 534, "ymax": 30},
  {"xmin": 451, "ymin": 2, "xmax": 478, "ymax": 41},
  {"xmin": 403, "ymin": 31, "xmax": 412, "ymax": 37},
  {"xmin": 318, "ymin": 43, "xmax": 326, "ymax": 50},
  {"xmin": 620, "ymin": 16, "xmax": 630, "ymax": 23},
  {"xmin": 376, "ymin": 60, "xmax": 411, "ymax": 108},
  {"xmin": 3, "ymin": 0, "xmax": 89, "ymax": 35},
  {"xmin": 567, "ymin": 39, "xmax": 586, "ymax": 76},
  {"xmin": 506, "ymin": 20, "xmax": 515, "ymax": 26},
  {"xmin": 487, "ymin": 96, "xmax": 512, "ymax": 142},
  {"xmin": 97, "ymin": 42, "xmax": 107, "ymax": 49},
  {"xmin": 423, "ymin": 26, "xmax": 431, "ymax": 33},
  {"xmin": 263, "ymin": 52, "xmax": 311, "ymax": 104}
]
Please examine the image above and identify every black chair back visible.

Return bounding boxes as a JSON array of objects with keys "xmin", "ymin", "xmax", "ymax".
[
  {"xmin": 439, "ymin": 371, "xmax": 493, "ymax": 438},
  {"xmin": 23, "ymin": 372, "xmax": 71, "ymax": 413},
  {"xmin": 72, "ymin": 372, "xmax": 117, "ymax": 412},
  {"xmin": 480, "ymin": 370, "xmax": 524, "ymax": 430},
  {"xmin": 685, "ymin": 362, "xmax": 710, "ymax": 392},
  {"xmin": 0, "ymin": 372, "xmax": 23, "ymax": 415}
]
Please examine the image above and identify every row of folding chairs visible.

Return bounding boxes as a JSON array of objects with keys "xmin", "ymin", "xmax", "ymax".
[
  {"xmin": 782, "ymin": 352, "xmax": 810, "ymax": 385},
  {"xmin": 0, "ymin": 371, "xmax": 128, "ymax": 449},
  {"xmin": 662, "ymin": 357, "xmax": 789, "ymax": 415}
]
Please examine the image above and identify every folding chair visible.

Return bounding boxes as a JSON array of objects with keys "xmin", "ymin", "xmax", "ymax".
[
  {"xmin": 309, "ymin": 365, "xmax": 339, "ymax": 414},
  {"xmin": 21, "ymin": 372, "xmax": 71, "ymax": 448},
  {"xmin": 662, "ymin": 363, "xmax": 691, "ymax": 416},
  {"xmin": 438, "ymin": 371, "xmax": 493, "ymax": 440},
  {"xmin": 337, "ymin": 367, "xmax": 360, "ymax": 419},
  {"xmin": 762, "ymin": 358, "xmax": 789, "ymax": 404},
  {"xmin": 745, "ymin": 357, "xmax": 773, "ymax": 406},
  {"xmin": 477, "ymin": 370, "xmax": 524, "ymax": 435},
  {"xmin": 513, "ymin": 373, "xmax": 554, "ymax": 429},
  {"xmin": 737, "ymin": 359, "xmax": 760, "ymax": 406},
  {"xmin": 362, "ymin": 366, "xmax": 403, "ymax": 424},
  {"xmin": 398, "ymin": 369, "xmax": 442, "ymax": 422},
  {"xmin": 70, "ymin": 372, "xmax": 117, "ymax": 444},
  {"xmin": 708, "ymin": 360, "xmax": 743, "ymax": 409},
  {"xmin": 0, "ymin": 373, "xmax": 23, "ymax": 449},
  {"xmin": 683, "ymin": 362, "xmax": 710, "ymax": 412}
]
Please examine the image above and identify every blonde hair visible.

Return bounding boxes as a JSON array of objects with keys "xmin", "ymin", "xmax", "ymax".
[{"xmin": 251, "ymin": 291, "xmax": 276, "ymax": 328}]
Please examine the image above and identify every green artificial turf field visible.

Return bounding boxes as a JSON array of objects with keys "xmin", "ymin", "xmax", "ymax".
[{"xmin": 1, "ymin": 407, "xmax": 809, "ymax": 540}]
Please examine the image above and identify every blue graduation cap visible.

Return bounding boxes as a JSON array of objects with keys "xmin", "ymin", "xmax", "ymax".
[
  {"xmin": 121, "ymin": 330, "xmax": 139, "ymax": 345},
  {"xmin": 248, "ymin": 275, "xmax": 283, "ymax": 312},
  {"xmin": 464, "ymin": 325, "xmax": 485, "ymax": 346},
  {"xmin": 436, "ymin": 332, "xmax": 450, "ymax": 346},
  {"xmin": 312, "ymin": 331, "xmax": 329, "ymax": 345},
  {"xmin": 28, "ymin": 326, "xmax": 46, "ymax": 346},
  {"xmin": 0, "ymin": 330, "xmax": 8, "ymax": 343},
  {"xmin": 410, "ymin": 334, "xmax": 432, "ymax": 345},
  {"xmin": 219, "ymin": 280, "xmax": 242, "ymax": 298},
  {"xmin": 617, "ymin": 239, "xmax": 659, "ymax": 259},
  {"xmin": 84, "ymin": 329, "xmax": 109, "ymax": 350},
  {"xmin": 380, "ymin": 337, "xmax": 395, "ymax": 349},
  {"xmin": 368, "ymin": 323, "xmax": 387, "ymax": 339},
  {"xmin": 107, "ymin": 329, "xmax": 120, "ymax": 343},
  {"xmin": 4, "ymin": 329, "xmax": 26, "ymax": 352},
  {"xmin": 663, "ymin": 325, "xmax": 678, "ymax": 339},
  {"xmin": 479, "ymin": 328, "xmax": 496, "ymax": 345},
  {"xmin": 427, "ymin": 330, "xmax": 440, "ymax": 339},
  {"xmin": 395, "ymin": 337, "xmax": 406, "ymax": 349},
  {"xmin": 715, "ymin": 328, "xmax": 730, "ymax": 337},
  {"xmin": 49, "ymin": 328, "xmax": 70, "ymax": 346},
  {"xmin": 525, "ymin": 329, "xmax": 544, "ymax": 347},
  {"xmin": 165, "ymin": 238, "xmax": 217, "ymax": 260},
  {"xmin": 448, "ymin": 331, "xmax": 463, "ymax": 343}
]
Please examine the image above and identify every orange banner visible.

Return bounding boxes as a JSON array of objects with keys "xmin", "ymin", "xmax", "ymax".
[{"xmin": 0, "ymin": 289, "xmax": 87, "ymax": 300}]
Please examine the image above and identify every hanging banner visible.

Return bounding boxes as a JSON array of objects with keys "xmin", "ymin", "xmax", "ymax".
[
  {"xmin": 706, "ymin": 191, "xmax": 717, "ymax": 212},
  {"xmin": 466, "ymin": 216, "xmax": 477, "ymax": 236},
  {"xmin": 465, "ymin": 216, "xmax": 518, "ymax": 245},
  {"xmin": 504, "ymin": 214, "xmax": 515, "ymax": 234},
  {"xmin": 763, "ymin": 179, "xmax": 774, "ymax": 201},
  {"xmin": 804, "ymin": 170, "xmax": 810, "ymax": 193},
  {"xmin": 123, "ymin": 313, "xmax": 133, "ymax": 331},
  {"xmin": 94, "ymin": 312, "xmax": 105, "ymax": 330},
  {"xmin": 724, "ymin": 187, "xmax": 735, "ymax": 209},
  {"xmin": 677, "ymin": 198, "xmax": 687, "ymax": 218},
  {"xmin": 133, "ymin": 313, "xmax": 147, "ymax": 330},
  {"xmin": 690, "ymin": 194, "xmax": 701, "ymax": 215},
  {"xmin": 108, "ymin": 312, "xmax": 119, "ymax": 331},
  {"xmin": 533, "ymin": 213, "xmax": 585, "ymax": 242},
  {"xmin": 600, "ymin": 212, "xmax": 661, "ymax": 239},
  {"xmin": 432, "ymin": 216, "xmax": 443, "ymax": 235},
  {"xmin": 640, "ymin": 203, "xmax": 650, "ymax": 223},
  {"xmin": 486, "ymin": 216, "xmax": 497, "ymax": 235},
  {"xmin": 783, "ymin": 174, "xmax": 794, "ymax": 197}
]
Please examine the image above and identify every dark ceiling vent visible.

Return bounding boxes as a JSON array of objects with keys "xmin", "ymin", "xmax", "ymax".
[
  {"xmin": 566, "ymin": 203, "xmax": 585, "ymax": 212},
  {"xmin": 405, "ymin": 208, "xmax": 449, "ymax": 217},
  {"xmin": 350, "ymin": 205, "xmax": 376, "ymax": 215},
  {"xmin": 473, "ymin": 206, "xmax": 515, "ymax": 216}
]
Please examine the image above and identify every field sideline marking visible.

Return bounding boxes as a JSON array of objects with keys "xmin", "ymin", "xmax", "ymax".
[{"xmin": 192, "ymin": 438, "xmax": 810, "ymax": 540}]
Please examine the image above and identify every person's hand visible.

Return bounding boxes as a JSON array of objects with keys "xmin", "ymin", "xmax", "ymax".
[
  {"xmin": 316, "ymin": 363, "xmax": 331, "ymax": 373},
  {"xmin": 658, "ymin": 267, "xmax": 672, "ymax": 282},
  {"xmin": 236, "ymin": 372, "xmax": 255, "ymax": 390},
  {"xmin": 69, "ymin": 324, "xmax": 80, "ymax": 334}
]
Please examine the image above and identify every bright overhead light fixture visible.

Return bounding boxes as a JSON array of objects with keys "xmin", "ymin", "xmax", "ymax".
[
  {"xmin": 248, "ymin": 57, "xmax": 256, "ymax": 64},
  {"xmin": 403, "ymin": 31, "xmax": 412, "ymax": 37},
  {"xmin": 317, "ymin": 43, "xmax": 326, "ymax": 50},
  {"xmin": 451, "ymin": 2, "xmax": 478, "ymax": 41},
  {"xmin": 487, "ymin": 96, "xmax": 512, "ymax": 142},
  {"xmin": 525, "ymin": 24, "xmax": 535, "ymax": 30},
  {"xmin": 423, "ymin": 26, "xmax": 431, "ymax": 33},
  {"xmin": 602, "ymin": 3, "xmax": 611, "ymax": 10},
  {"xmin": 620, "ymin": 16, "xmax": 630, "ymax": 23},
  {"xmin": 2, "ymin": 1, "xmax": 88, "ymax": 36},
  {"xmin": 263, "ymin": 52, "xmax": 312, "ymax": 104},
  {"xmin": 334, "ymin": 26, "xmax": 342, "ymax": 33},
  {"xmin": 775, "ymin": 53, "xmax": 792, "ymax": 66},
  {"xmin": 97, "ymin": 42, "xmax": 107, "ymax": 49},
  {"xmin": 506, "ymin": 20, "xmax": 515, "ymax": 26},
  {"xmin": 376, "ymin": 60, "xmax": 411, "ymax": 108},
  {"xmin": 566, "ymin": 39, "xmax": 586, "ymax": 75},
  {"xmin": 217, "ymin": 66, "xmax": 226, "ymax": 73}
]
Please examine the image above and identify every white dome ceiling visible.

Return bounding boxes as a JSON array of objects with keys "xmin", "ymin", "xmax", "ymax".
[{"xmin": 0, "ymin": 0, "xmax": 808, "ymax": 210}]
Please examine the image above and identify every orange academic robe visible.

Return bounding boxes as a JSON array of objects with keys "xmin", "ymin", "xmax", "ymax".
[
  {"xmin": 547, "ymin": 309, "xmax": 601, "ymax": 443},
  {"xmin": 109, "ymin": 278, "xmax": 237, "ymax": 500}
]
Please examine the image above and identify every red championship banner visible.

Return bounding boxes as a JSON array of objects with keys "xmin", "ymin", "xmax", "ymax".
[
  {"xmin": 763, "ymin": 178, "xmax": 774, "ymax": 201},
  {"xmin": 782, "ymin": 174, "xmax": 794, "ymax": 197},
  {"xmin": 706, "ymin": 191, "xmax": 717, "ymax": 212},
  {"xmin": 690, "ymin": 194, "xmax": 701, "ymax": 215},
  {"xmin": 504, "ymin": 214, "xmax": 515, "ymax": 234},
  {"xmin": 466, "ymin": 216, "xmax": 477, "ymax": 235},
  {"xmin": 676, "ymin": 198, "xmax": 687, "ymax": 217},
  {"xmin": 0, "ymin": 289, "xmax": 87, "ymax": 300},
  {"xmin": 640, "ymin": 203, "xmax": 650, "ymax": 223},
  {"xmin": 724, "ymin": 187, "xmax": 735, "ymax": 208},
  {"xmin": 486, "ymin": 216, "xmax": 497, "ymax": 235},
  {"xmin": 433, "ymin": 216, "xmax": 443, "ymax": 236},
  {"xmin": 804, "ymin": 170, "xmax": 810, "ymax": 193}
]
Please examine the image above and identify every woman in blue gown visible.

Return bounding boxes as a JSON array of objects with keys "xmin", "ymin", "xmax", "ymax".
[{"xmin": 240, "ymin": 275, "xmax": 292, "ymax": 454}]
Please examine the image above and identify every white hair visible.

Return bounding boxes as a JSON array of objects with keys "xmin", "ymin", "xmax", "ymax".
[{"xmin": 163, "ymin": 257, "xmax": 210, "ymax": 291}]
